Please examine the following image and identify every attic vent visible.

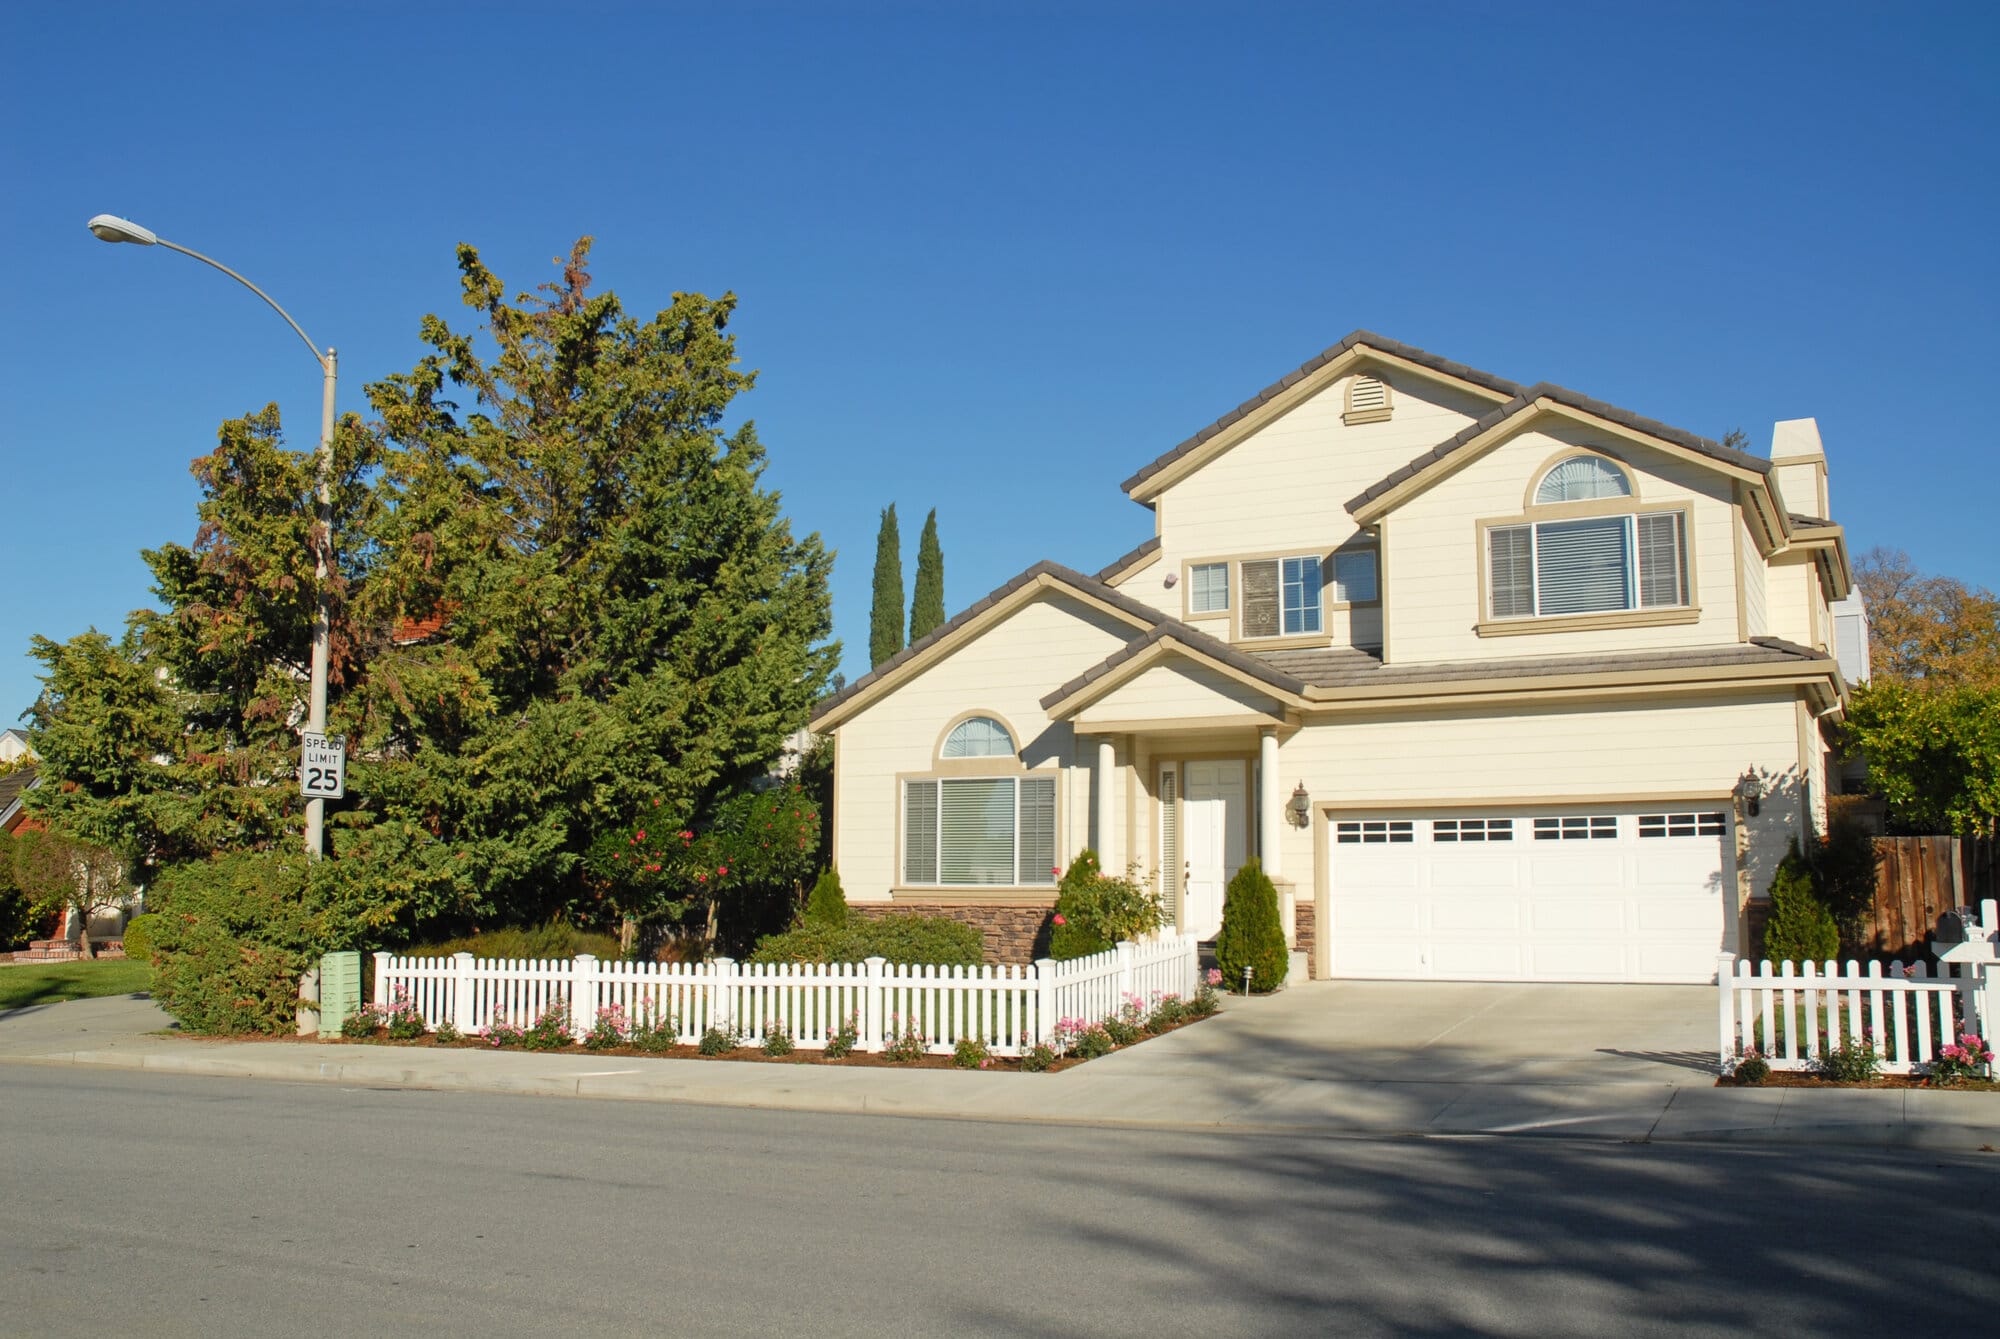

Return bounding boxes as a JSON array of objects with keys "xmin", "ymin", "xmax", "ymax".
[{"xmin": 1343, "ymin": 373, "xmax": 1393, "ymax": 425}]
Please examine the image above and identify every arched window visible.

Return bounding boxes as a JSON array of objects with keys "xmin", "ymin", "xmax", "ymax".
[
  {"xmin": 941, "ymin": 716, "xmax": 1014, "ymax": 758},
  {"xmin": 1536, "ymin": 455, "xmax": 1632, "ymax": 504}
]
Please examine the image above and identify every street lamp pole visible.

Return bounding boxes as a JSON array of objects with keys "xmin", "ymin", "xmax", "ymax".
[{"xmin": 86, "ymin": 214, "xmax": 337, "ymax": 859}]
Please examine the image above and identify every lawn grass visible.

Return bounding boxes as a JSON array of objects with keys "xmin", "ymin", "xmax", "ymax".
[{"xmin": 0, "ymin": 959, "xmax": 152, "ymax": 1013}]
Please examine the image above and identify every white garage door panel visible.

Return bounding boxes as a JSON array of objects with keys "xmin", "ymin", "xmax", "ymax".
[{"xmin": 1328, "ymin": 806, "xmax": 1731, "ymax": 984}]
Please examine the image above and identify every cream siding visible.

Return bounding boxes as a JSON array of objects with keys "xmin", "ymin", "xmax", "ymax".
[
  {"xmin": 1119, "ymin": 373, "xmax": 1490, "ymax": 638},
  {"xmin": 1072, "ymin": 659, "xmax": 1285, "ymax": 725},
  {"xmin": 1764, "ymin": 554, "xmax": 1819, "ymax": 649},
  {"xmin": 834, "ymin": 592, "xmax": 1136, "ymax": 901},
  {"xmin": 1382, "ymin": 421, "xmax": 1742, "ymax": 664},
  {"xmin": 1739, "ymin": 507, "xmax": 1769, "ymax": 638}
]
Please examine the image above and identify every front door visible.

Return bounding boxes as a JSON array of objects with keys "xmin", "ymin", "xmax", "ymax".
[{"xmin": 1181, "ymin": 760, "xmax": 1247, "ymax": 939}]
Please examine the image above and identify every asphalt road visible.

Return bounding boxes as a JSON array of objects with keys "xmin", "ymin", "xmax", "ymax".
[{"xmin": 2, "ymin": 1067, "xmax": 1995, "ymax": 1338}]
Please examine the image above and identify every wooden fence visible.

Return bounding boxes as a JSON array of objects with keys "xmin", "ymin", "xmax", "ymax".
[
  {"xmin": 1861, "ymin": 836, "xmax": 1997, "ymax": 960},
  {"xmin": 372, "ymin": 936, "xmax": 1199, "ymax": 1057}
]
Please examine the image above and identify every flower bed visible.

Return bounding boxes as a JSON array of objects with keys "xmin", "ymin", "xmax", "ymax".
[{"xmin": 328, "ymin": 972, "xmax": 1227, "ymax": 1071}]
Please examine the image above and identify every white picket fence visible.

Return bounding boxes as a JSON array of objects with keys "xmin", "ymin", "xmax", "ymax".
[
  {"xmin": 1716, "ymin": 951, "xmax": 1994, "ymax": 1075},
  {"xmin": 373, "ymin": 936, "xmax": 1199, "ymax": 1057}
]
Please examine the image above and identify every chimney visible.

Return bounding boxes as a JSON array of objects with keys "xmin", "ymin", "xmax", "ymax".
[{"xmin": 1768, "ymin": 418, "xmax": 1829, "ymax": 521}]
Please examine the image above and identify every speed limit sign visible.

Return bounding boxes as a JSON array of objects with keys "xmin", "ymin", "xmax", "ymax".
[{"xmin": 301, "ymin": 732, "xmax": 347, "ymax": 799}]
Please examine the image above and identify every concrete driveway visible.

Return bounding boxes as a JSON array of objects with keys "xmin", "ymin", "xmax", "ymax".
[{"xmin": 1102, "ymin": 979, "xmax": 1721, "ymax": 1088}]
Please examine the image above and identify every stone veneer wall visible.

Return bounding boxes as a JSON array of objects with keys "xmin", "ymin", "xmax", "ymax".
[
  {"xmin": 850, "ymin": 901, "xmax": 1055, "ymax": 966},
  {"xmin": 1295, "ymin": 901, "xmax": 1316, "ymax": 979}
]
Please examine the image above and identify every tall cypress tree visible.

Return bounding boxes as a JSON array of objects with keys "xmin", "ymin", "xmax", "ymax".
[
  {"xmin": 909, "ymin": 508, "xmax": 945, "ymax": 643},
  {"xmin": 869, "ymin": 504, "xmax": 905, "ymax": 666}
]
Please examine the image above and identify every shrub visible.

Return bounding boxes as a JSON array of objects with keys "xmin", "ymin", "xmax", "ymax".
[
  {"xmin": 952, "ymin": 1038, "xmax": 990, "ymax": 1069},
  {"xmin": 148, "ymin": 853, "xmax": 320, "ymax": 1035},
  {"xmin": 1732, "ymin": 1049, "xmax": 1770, "ymax": 1085},
  {"xmin": 340, "ymin": 1007, "xmax": 379, "ymax": 1039},
  {"xmin": 1215, "ymin": 857, "xmax": 1288, "ymax": 992},
  {"xmin": 585, "ymin": 1006, "xmax": 630, "ymax": 1051},
  {"xmin": 481, "ymin": 1017, "xmax": 527, "ymax": 1048},
  {"xmin": 628, "ymin": 1006, "xmax": 678, "ymax": 1053},
  {"xmin": 1020, "ymin": 1043, "xmax": 1057, "ymax": 1072},
  {"xmin": 1762, "ymin": 837, "xmax": 1839, "ymax": 966},
  {"xmin": 1067, "ymin": 1022, "xmax": 1115, "ymax": 1060},
  {"xmin": 1930, "ymin": 1032, "xmax": 1994, "ymax": 1085},
  {"xmin": 1103, "ymin": 996, "xmax": 1146, "ymax": 1046},
  {"xmin": 1817, "ymin": 817, "xmax": 1878, "ymax": 950},
  {"xmin": 119, "ymin": 912, "xmax": 160, "ymax": 964},
  {"xmin": 520, "ymin": 1003, "xmax": 572, "ymax": 1051},
  {"xmin": 1146, "ymin": 992, "xmax": 1190, "ymax": 1031},
  {"xmin": 883, "ymin": 1016, "xmax": 927, "ymax": 1063},
  {"xmin": 761, "ymin": 1021, "xmax": 796, "ymax": 1056},
  {"xmin": 1814, "ymin": 1033, "xmax": 1881, "ymax": 1083},
  {"xmin": 386, "ymin": 1004, "xmax": 428, "ymax": 1041},
  {"xmin": 697, "ymin": 1024, "xmax": 739, "ymax": 1055},
  {"xmin": 824, "ymin": 1013, "xmax": 859, "ymax": 1058},
  {"xmin": 435, "ymin": 1020, "xmax": 464, "ymax": 1044},
  {"xmin": 1189, "ymin": 968, "xmax": 1223, "ymax": 1017},
  {"xmin": 804, "ymin": 868, "xmax": 847, "ymax": 928},
  {"xmin": 404, "ymin": 923, "xmax": 621, "ymax": 962},
  {"xmin": 749, "ymin": 913, "xmax": 982, "ymax": 967},
  {"xmin": 1048, "ymin": 849, "xmax": 1165, "ymax": 961}
]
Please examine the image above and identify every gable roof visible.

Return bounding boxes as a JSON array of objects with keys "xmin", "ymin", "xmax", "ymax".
[
  {"xmin": 1039, "ymin": 622, "xmax": 1310, "ymax": 716},
  {"xmin": 0, "ymin": 764, "xmax": 39, "ymax": 831},
  {"xmin": 1346, "ymin": 381, "xmax": 1772, "ymax": 520},
  {"xmin": 1093, "ymin": 536, "xmax": 1161, "ymax": 585},
  {"xmin": 809, "ymin": 561, "xmax": 1169, "ymax": 730},
  {"xmin": 1120, "ymin": 331, "xmax": 1524, "ymax": 500}
]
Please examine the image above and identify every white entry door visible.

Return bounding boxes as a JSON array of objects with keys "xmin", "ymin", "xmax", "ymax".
[{"xmin": 1181, "ymin": 761, "xmax": 1247, "ymax": 939}]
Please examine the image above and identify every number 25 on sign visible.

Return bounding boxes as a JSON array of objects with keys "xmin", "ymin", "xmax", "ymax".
[{"xmin": 300, "ymin": 732, "xmax": 347, "ymax": 799}]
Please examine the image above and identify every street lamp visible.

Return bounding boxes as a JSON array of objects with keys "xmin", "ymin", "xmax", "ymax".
[{"xmin": 86, "ymin": 213, "xmax": 339, "ymax": 859}]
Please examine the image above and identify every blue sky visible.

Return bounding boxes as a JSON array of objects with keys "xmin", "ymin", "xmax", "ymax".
[{"xmin": 3, "ymin": 2, "xmax": 1996, "ymax": 722}]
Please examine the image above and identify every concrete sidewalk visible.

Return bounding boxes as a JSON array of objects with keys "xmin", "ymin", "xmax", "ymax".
[{"xmin": 3, "ymin": 991, "xmax": 1995, "ymax": 1153}]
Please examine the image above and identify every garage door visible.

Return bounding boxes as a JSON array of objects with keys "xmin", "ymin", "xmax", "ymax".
[{"xmin": 1326, "ymin": 807, "xmax": 1733, "ymax": 983}]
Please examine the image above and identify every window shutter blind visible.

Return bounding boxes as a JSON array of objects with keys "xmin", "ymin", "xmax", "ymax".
[
  {"xmin": 1157, "ymin": 769, "xmax": 1179, "ymax": 922},
  {"xmin": 1637, "ymin": 512, "xmax": 1684, "ymax": 607},
  {"xmin": 1534, "ymin": 516, "xmax": 1631, "ymax": 614},
  {"xmin": 940, "ymin": 778, "xmax": 1015, "ymax": 885},
  {"xmin": 903, "ymin": 780, "xmax": 938, "ymax": 884},
  {"xmin": 1489, "ymin": 526, "xmax": 1534, "ymax": 618},
  {"xmin": 1332, "ymin": 550, "xmax": 1378, "ymax": 603},
  {"xmin": 1190, "ymin": 562, "xmax": 1229, "ymax": 613},
  {"xmin": 1016, "ymin": 776, "xmax": 1056, "ymax": 885},
  {"xmin": 1241, "ymin": 559, "xmax": 1280, "ymax": 637}
]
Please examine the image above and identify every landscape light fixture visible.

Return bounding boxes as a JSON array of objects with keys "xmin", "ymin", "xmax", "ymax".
[{"xmin": 85, "ymin": 212, "xmax": 339, "ymax": 859}]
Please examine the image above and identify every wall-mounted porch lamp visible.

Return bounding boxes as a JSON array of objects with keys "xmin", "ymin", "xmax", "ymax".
[
  {"xmin": 1288, "ymin": 782, "xmax": 1312, "ymax": 827},
  {"xmin": 1734, "ymin": 775, "xmax": 1762, "ymax": 818}
]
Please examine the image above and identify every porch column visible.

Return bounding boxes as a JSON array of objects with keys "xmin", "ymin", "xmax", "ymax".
[
  {"xmin": 1095, "ymin": 735, "xmax": 1117, "ymax": 867},
  {"xmin": 1258, "ymin": 726, "xmax": 1281, "ymax": 880}
]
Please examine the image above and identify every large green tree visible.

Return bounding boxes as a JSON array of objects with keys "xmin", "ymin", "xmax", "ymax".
[
  {"xmin": 869, "ymin": 503, "xmax": 904, "ymax": 666},
  {"xmin": 909, "ymin": 507, "xmax": 945, "ymax": 642},
  {"xmin": 1841, "ymin": 682, "xmax": 2000, "ymax": 836},
  {"xmin": 28, "ymin": 239, "xmax": 836, "ymax": 937}
]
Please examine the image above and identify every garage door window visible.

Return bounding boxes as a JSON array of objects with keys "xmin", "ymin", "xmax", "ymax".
[
  {"xmin": 1533, "ymin": 815, "xmax": 1618, "ymax": 840},
  {"xmin": 1639, "ymin": 812, "xmax": 1726, "ymax": 838},
  {"xmin": 1335, "ymin": 820, "xmax": 1413, "ymax": 844},
  {"xmin": 1433, "ymin": 818, "xmax": 1513, "ymax": 842}
]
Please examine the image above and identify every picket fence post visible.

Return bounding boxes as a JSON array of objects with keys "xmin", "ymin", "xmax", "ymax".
[
  {"xmin": 372, "ymin": 951, "xmax": 391, "ymax": 1009},
  {"xmin": 452, "ymin": 952, "xmax": 475, "ymax": 1034},
  {"xmin": 571, "ymin": 955, "xmax": 598, "ymax": 1042},
  {"xmin": 1715, "ymin": 952, "xmax": 1737, "ymax": 1068},
  {"xmin": 1034, "ymin": 956, "xmax": 1058, "ymax": 1045},
  {"xmin": 1115, "ymin": 941, "xmax": 1135, "ymax": 1008},
  {"xmin": 862, "ymin": 956, "xmax": 886, "ymax": 1053},
  {"xmin": 711, "ymin": 957, "xmax": 736, "ymax": 1040}
]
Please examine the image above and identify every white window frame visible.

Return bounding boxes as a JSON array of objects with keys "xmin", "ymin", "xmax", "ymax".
[
  {"xmin": 1488, "ymin": 511, "xmax": 1687, "ymax": 620},
  {"xmin": 1239, "ymin": 554, "xmax": 1324, "ymax": 639},
  {"xmin": 1188, "ymin": 562, "xmax": 1230, "ymax": 615},
  {"xmin": 902, "ymin": 775, "xmax": 1057, "ymax": 887}
]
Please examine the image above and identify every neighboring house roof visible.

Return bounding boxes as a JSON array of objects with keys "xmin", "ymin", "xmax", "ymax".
[
  {"xmin": 1120, "ymin": 331, "xmax": 1525, "ymax": 498},
  {"xmin": 391, "ymin": 609, "xmax": 452, "ymax": 644},
  {"xmin": 1346, "ymin": 381, "xmax": 1773, "ymax": 519},
  {"xmin": 0, "ymin": 764, "xmax": 39, "ymax": 833}
]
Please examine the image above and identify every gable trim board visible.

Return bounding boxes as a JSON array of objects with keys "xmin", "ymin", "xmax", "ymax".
[
  {"xmin": 1121, "ymin": 332, "xmax": 1523, "ymax": 504},
  {"xmin": 1040, "ymin": 630, "xmax": 1310, "ymax": 722}
]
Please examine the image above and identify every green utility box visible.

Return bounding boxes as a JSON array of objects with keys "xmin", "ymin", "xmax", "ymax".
[{"xmin": 320, "ymin": 950, "xmax": 362, "ymax": 1035}]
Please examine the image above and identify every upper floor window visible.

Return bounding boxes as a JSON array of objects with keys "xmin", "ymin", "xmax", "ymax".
[
  {"xmin": 1330, "ymin": 549, "xmax": 1378, "ymax": 604},
  {"xmin": 1489, "ymin": 512, "xmax": 1687, "ymax": 618},
  {"xmin": 1536, "ymin": 455, "xmax": 1632, "ymax": 504},
  {"xmin": 1242, "ymin": 556, "xmax": 1322, "ymax": 637},
  {"xmin": 941, "ymin": 716, "xmax": 1015, "ymax": 758},
  {"xmin": 1189, "ymin": 562, "xmax": 1230, "ymax": 614}
]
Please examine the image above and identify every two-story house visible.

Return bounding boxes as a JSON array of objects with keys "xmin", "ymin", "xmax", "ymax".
[{"xmin": 809, "ymin": 333, "xmax": 1853, "ymax": 984}]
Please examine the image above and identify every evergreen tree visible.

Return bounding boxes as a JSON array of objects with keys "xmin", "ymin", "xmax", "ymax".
[
  {"xmin": 869, "ymin": 504, "xmax": 905, "ymax": 666},
  {"xmin": 804, "ymin": 867, "xmax": 847, "ymax": 927},
  {"xmin": 1215, "ymin": 856, "xmax": 1288, "ymax": 992},
  {"xmin": 1761, "ymin": 836, "xmax": 1839, "ymax": 965},
  {"xmin": 909, "ymin": 508, "xmax": 946, "ymax": 642}
]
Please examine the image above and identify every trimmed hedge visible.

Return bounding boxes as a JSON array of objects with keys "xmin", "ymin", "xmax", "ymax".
[
  {"xmin": 404, "ymin": 923, "xmax": 620, "ymax": 961},
  {"xmin": 750, "ymin": 913, "xmax": 982, "ymax": 967},
  {"xmin": 149, "ymin": 854, "xmax": 318, "ymax": 1035},
  {"xmin": 119, "ymin": 912, "xmax": 160, "ymax": 964},
  {"xmin": 1215, "ymin": 856, "xmax": 1288, "ymax": 992}
]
